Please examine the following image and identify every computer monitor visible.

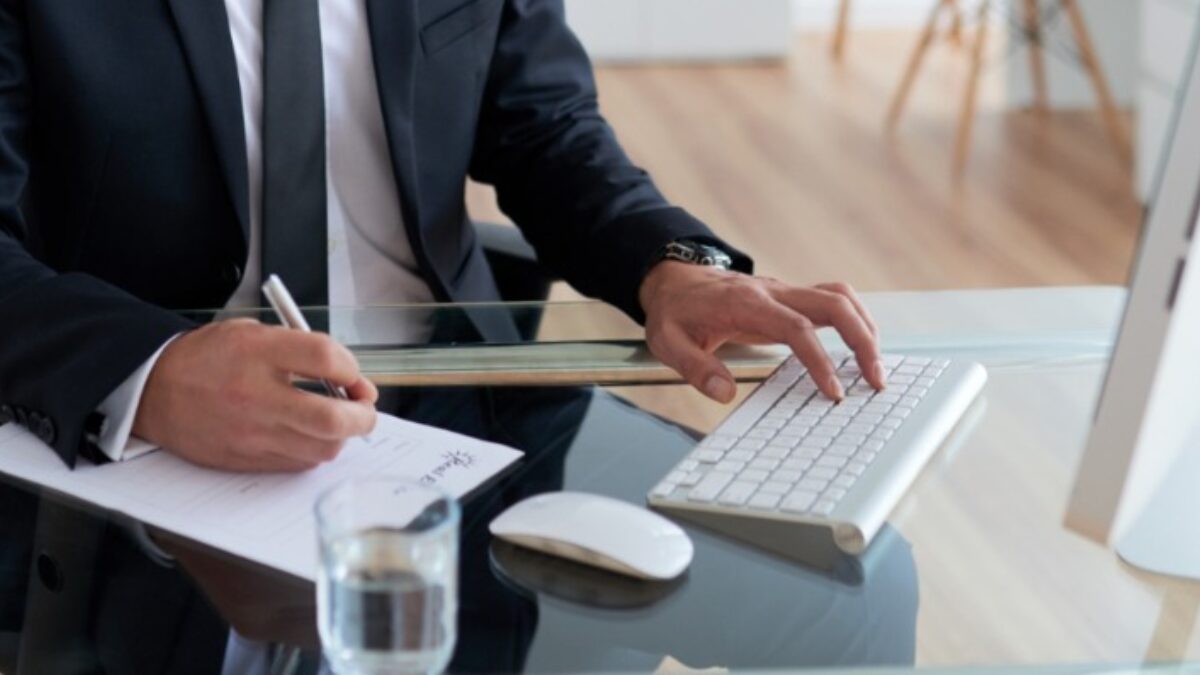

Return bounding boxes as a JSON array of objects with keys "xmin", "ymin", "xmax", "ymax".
[{"xmin": 1064, "ymin": 17, "xmax": 1200, "ymax": 580}]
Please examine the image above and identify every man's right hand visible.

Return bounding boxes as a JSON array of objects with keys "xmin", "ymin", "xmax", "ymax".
[{"xmin": 133, "ymin": 319, "xmax": 379, "ymax": 472}]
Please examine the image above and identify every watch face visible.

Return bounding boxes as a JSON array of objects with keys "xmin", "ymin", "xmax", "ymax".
[{"xmin": 665, "ymin": 241, "xmax": 733, "ymax": 270}]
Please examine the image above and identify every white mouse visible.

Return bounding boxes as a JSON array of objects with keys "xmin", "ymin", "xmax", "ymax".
[{"xmin": 488, "ymin": 492, "xmax": 694, "ymax": 581}]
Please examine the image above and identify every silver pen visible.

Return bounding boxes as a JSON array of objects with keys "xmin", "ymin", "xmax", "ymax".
[{"xmin": 261, "ymin": 274, "xmax": 350, "ymax": 400}]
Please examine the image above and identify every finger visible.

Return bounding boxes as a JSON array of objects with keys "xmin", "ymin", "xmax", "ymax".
[
  {"xmin": 774, "ymin": 288, "xmax": 884, "ymax": 390},
  {"xmin": 257, "ymin": 426, "xmax": 348, "ymax": 466},
  {"xmin": 345, "ymin": 377, "xmax": 379, "ymax": 406},
  {"xmin": 651, "ymin": 324, "xmax": 737, "ymax": 403},
  {"xmin": 261, "ymin": 329, "xmax": 363, "ymax": 386},
  {"xmin": 816, "ymin": 282, "xmax": 879, "ymax": 338},
  {"xmin": 734, "ymin": 300, "xmax": 843, "ymax": 401},
  {"xmin": 273, "ymin": 389, "xmax": 379, "ymax": 440}
]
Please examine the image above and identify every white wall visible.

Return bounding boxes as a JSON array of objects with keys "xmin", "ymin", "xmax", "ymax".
[
  {"xmin": 793, "ymin": 0, "xmax": 930, "ymax": 29},
  {"xmin": 565, "ymin": 0, "xmax": 793, "ymax": 61}
]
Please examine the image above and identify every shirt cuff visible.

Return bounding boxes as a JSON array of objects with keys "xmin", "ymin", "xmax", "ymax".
[{"xmin": 94, "ymin": 335, "xmax": 179, "ymax": 462}]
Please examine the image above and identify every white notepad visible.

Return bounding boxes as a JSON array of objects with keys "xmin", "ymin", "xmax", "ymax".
[{"xmin": 0, "ymin": 413, "xmax": 522, "ymax": 580}]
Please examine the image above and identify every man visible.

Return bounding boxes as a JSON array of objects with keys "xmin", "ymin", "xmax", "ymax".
[{"xmin": 0, "ymin": 0, "xmax": 884, "ymax": 472}]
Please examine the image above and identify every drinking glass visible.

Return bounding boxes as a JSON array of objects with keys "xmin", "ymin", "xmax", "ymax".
[{"xmin": 315, "ymin": 478, "xmax": 460, "ymax": 675}]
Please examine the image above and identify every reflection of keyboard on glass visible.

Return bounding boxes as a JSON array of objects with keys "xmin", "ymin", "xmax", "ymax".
[{"xmin": 648, "ymin": 353, "xmax": 987, "ymax": 556}]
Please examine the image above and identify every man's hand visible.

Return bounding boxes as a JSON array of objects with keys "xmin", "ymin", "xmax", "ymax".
[
  {"xmin": 133, "ymin": 320, "xmax": 379, "ymax": 472},
  {"xmin": 639, "ymin": 262, "xmax": 885, "ymax": 404}
]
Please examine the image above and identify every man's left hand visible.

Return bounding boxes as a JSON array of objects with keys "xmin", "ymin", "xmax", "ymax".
[{"xmin": 639, "ymin": 262, "xmax": 886, "ymax": 404}]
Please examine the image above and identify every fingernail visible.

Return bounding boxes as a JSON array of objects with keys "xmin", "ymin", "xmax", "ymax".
[
  {"xmin": 825, "ymin": 375, "xmax": 845, "ymax": 402},
  {"xmin": 705, "ymin": 375, "xmax": 735, "ymax": 402},
  {"xmin": 874, "ymin": 362, "xmax": 888, "ymax": 390}
]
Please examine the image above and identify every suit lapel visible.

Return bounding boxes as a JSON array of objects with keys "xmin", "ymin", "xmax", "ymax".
[
  {"xmin": 364, "ymin": 0, "xmax": 424, "ymax": 247},
  {"xmin": 166, "ymin": 0, "xmax": 251, "ymax": 242}
]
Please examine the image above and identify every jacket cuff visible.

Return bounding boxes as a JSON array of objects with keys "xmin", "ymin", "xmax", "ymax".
[{"xmin": 588, "ymin": 207, "xmax": 753, "ymax": 324}]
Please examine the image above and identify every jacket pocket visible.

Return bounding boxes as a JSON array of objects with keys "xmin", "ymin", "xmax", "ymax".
[{"xmin": 420, "ymin": 0, "xmax": 503, "ymax": 56}]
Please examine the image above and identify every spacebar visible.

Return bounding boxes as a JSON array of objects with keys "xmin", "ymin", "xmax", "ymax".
[{"xmin": 714, "ymin": 383, "xmax": 789, "ymax": 437}]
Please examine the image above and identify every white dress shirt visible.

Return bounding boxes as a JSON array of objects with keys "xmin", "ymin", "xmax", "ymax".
[{"xmin": 94, "ymin": 0, "xmax": 435, "ymax": 461}]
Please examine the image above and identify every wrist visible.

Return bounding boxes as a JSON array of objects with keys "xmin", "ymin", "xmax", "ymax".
[{"xmin": 639, "ymin": 260, "xmax": 728, "ymax": 318}]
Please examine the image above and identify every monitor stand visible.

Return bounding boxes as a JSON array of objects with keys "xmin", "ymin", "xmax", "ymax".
[{"xmin": 1116, "ymin": 440, "xmax": 1200, "ymax": 581}]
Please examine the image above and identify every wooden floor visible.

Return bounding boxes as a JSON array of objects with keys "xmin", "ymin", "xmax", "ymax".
[{"xmin": 467, "ymin": 30, "xmax": 1143, "ymax": 431}]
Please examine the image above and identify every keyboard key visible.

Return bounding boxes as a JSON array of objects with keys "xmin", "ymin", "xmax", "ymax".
[
  {"xmin": 757, "ymin": 418, "xmax": 786, "ymax": 429},
  {"xmin": 666, "ymin": 470, "xmax": 687, "ymax": 484},
  {"xmin": 881, "ymin": 354, "xmax": 905, "ymax": 366},
  {"xmin": 771, "ymin": 469, "xmax": 803, "ymax": 483},
  {"xmin": 837, "ymin": 433, "xmax": 867, "ymax": 446},
  {"xmin": 880, "ymin": 418, "xmax": 903, "ymax": 430},
  {"xmin": 862, "ymin": 402, "xmax": 892, "ymax": 415},
  {"xmin": 796, "ymin": 479, "xmax": 830, "ymax": 496},
  {"xmin": 890, "ymin": 374, "xmax": 916, "ymax": 385},
  {"xmin": 807, "ymin": 467, "xmax": 838, "ymax": 481},
  {"xmin": 792, "ymin": 414, "xmax": 822, "ymax": 426},
  {"xmin": 739, "ymin": 468, "xmax": 770, "ymax": 483},
  {"xmin": 680, "ymin": 471, "xmax": 705, "ymax": 487},
  {"xmin": 677, "ymin": 460, "xmax": 699, "ymax": 472},
  {"xmin": 781, "ymin": 458, "xmax": 813, "ymax": 472},
  {"xmin": 875, "ymin": 393, "xmax": 901, "ymax": 404},
  {"xmin": 715, "ymin": 460, "xmax": 747, "ymax": 474},
  {"xmin": 915, "ymin": 376, "xmax": 936, "ymax": 388},
  {"xmin": 748, "ymin": 492, "xmax": 782, "ymax": 510},
  {"xmin": 871, "ymin": 428, "xmax": 895, "ymax": 441},
  {"xmin": 833, "ymin": 474, "xmax": 857, "ymax": 488},
  {"xmin": 826, "ymin": 443, "xmax": 857, "ymax": 457},
  {"xmin": 906, "ymin": 356, "xmax": 931, "ymax": 366},
  {"xmin": 651, "ymin": 482, "xmax": 676, "ymax": 498},
  {"xmin": 726, "ymin": 449, "xmax": 756, "ymax": 462},
  {"xmin": 908, "ymin": 386, "xmax": 929, "ymax": 398},
  {"xmin": 799, "ymin": 436, "xmax": 832, "ymax": 449},
  {"xmin": 781, "ymin": 490, "xmax": 819, "ymax": 513},
  {"xmin": 900, "ymin": 396, "xmax": 921, "ymax": 408},
  {"xmin": 824, "ymin": 487, "xmax": 848, "ymax": 500},
  {"xmin": 844, "ymin": 461, "xmax": 869, "ymax": 476},
  {"xmin": 809, "ymin": 425, "xmax": 840, "ymax": 438},
  {"xmin": 691, "ymin": 449, "xmax": 724, "ymax": 463},
  {"xmin": 856, "ymin": 450, "xmax": 878, "ymax": 463},
  {"xmin": 759, "ymin": 481, "xmax": 792, "ymax": 494},
  {"xmin": 768, "ymin": 435, "xmax": 802, "ymax": 449},
  {"xmin": 704, "ymin": 436, "xmax": 737, "ymax": 450},
  {"xmin": 845, "ymin": 423, "xmax": 876, "ymax": 436},
  {"xmin": 760, "ymin": 446, "xmax": 789, "ymax": 459},
  {"xmin": 745, "ymin": 428, "xmax": 775, "ymax": 440},
  {"xmin": 821, "ymin": 415, "xmax": 850, "ymax": 427},
  {"xmin": 890, "ymin": 406, "xmax": 912, "ymax": 419},
  {"xmin": 862, "ymin": 440, "xmax": 885, "ymax": 452},
  {"xmin": 749, "ymin": 458, "xmax": 781, "ymax": 471},
  {"xmin": 895, "ymin": 365, "xmax": 923, "ymax": 376},
  {"xmin": 735, "ymin": 439, "xmax": 767, "ymax": 451},
  {"xmin": 854, "ymin": 413, "xmax": 883, "ymax": 425},
  {"xmin": 718, "ymin": 481, "xmax": 758, "ymax": 506},
  {"xmin": 688, "ymin": 472, "xmax": 735, "ymax": 502},
  {"xmin": 812, "ymin": 500, "xmax": 837, "ymax": 516},
  {"xmin": 791, "ymin": 447, "xmax": 822, "ymax": 460},
  {"xmin": 815, "ymin": 456, "xmax": 846, "ymax": 469}
]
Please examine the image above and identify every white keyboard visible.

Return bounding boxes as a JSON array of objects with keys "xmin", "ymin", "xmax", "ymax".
[{"xmin": 648, "ymin": 353, "xmax": 987, "ymax": 555}]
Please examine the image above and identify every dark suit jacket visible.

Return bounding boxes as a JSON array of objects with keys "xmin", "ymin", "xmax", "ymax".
[{"xmin": 0, "ymin": 0, "xmax": 750, "ymax": 468}]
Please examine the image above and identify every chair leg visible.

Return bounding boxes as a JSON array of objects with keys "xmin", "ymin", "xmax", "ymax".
[
  {"xmin": 887, "ymin": 0, "xmax": 951, "ymax": 132},
  {"xmin": 954, "ymin": 0, "xmax": 992, "ymax": 175},
  {"xmin": 1062, "ymin": 0, "xmax": 1131, "ymax": 163},
  {"xmin": 832, "ymin": 0, "xmax": 852, "ymax": 60},
  {"xmin": 948, "ymin": 0, "xmax": 964, "ymax": 45},
  {"xmin": 1023, "ymin": 0, "xmax": 1049, "ymax": 113}
]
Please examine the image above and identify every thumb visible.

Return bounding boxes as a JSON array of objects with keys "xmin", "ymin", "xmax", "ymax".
[{"xmin": 654, "ymin": 327, "xmax": 737, "ymax": 403}]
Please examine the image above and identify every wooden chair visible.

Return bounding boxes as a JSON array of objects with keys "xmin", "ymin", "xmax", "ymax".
[
  {"xmin": 832, "ymin": 0, "xmax": 965, "ymax": 59},
  {"xmin": 885, "ymin": 0, "xmax": 1131, "ymax": 175}
]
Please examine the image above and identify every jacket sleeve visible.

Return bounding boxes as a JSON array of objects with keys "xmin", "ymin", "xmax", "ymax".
[
  {"xmin": 468, "ymin": 0, "xmax": 753, "ymax": 324},
  {"xmin": 0, "ymin": 1, "xmax": 192, "ymax": 467}
]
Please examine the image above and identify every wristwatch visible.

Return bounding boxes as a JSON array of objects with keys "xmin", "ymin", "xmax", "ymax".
[{"xmin": 656, "ymin": 240, "xmax": 734, "ymax": 270}]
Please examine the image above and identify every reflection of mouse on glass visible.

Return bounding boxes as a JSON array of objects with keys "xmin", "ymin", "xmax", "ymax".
[{"xmin": 489, "ymin": 492, "xmax": 694, "ymax": 581}]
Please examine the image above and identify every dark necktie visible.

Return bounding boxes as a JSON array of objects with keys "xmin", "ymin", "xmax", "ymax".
[{"xmin": 262, "ymin": 0, "xmax": 328, "ymax": 306}]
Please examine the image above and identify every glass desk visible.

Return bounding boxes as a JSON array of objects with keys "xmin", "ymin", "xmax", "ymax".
[{"xmin": 3, "ymin": 287, "xmax": 1198, "ymax": 673}]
